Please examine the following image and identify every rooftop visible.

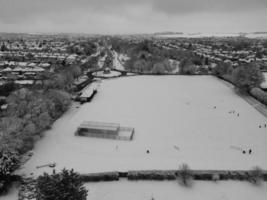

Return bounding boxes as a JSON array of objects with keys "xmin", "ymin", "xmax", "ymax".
[{"xmin": 79, "ymin": 121, "xmax": 120, "ymax": 132}]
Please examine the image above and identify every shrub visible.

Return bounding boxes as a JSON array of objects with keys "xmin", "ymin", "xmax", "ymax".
[
  {"xmin": 0, "ymin": 149, "xmax": 19, "ymax": 177},
  {"xmin": 232, "ymin": 64, "xmax": 264, "ymax": 92},
  {"xmin": 80, "ymin": 172, "xmax": 119, "ymax": 182},
  {"xmin": 212, "ymin": 173, "xmax": 220, "ymax": 182},
  {"xmin": 179, "ymin": 59, "xmax": 197, "ymax": 75},
  {"xmin": 193, "ymin": 172, "xmax": 212, "ymax": 180},
  {"xmin": 46, "ymin": 90, "xmax": 71, "ymax": 118},
  {"xmin": 248, "ymin": 166, "xmax": 263, "ymax": 185},
  {"xmin": 0, "ymin": 175, "xmax": 20, "ymax": 195},
  {"xmin": 127, "ymin": 170, "xmax": 176, "ymax": 180},
  {"xmin": 212, "ymin": 62, "xmax": 233, "ymax": 77},
  {"xmin": 0, "ymin": 180, "xmax": 8, "ymax": 194},
  {"xmin": 250, "ymin": 87, "xmax": 267, "ymax": 105},
  {"xmin": 0, "ymin": 149, "xmax": 19, "ymax": 195},
  {"xmin": 36, "ymin": 169, "xmax": 88, "ymax": 200},
  {"xmin": 0, "ymin": 82, "xmax": 16, "ymax": 97},
  {"xmin": 177, "ymin": 164, "xmax": 193, "ymax": 187}
]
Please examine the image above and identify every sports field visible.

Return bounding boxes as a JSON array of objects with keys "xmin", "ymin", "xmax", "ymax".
[{"xmin": 19, "ymin": 76, "xmax": 267, "ymax": 176}]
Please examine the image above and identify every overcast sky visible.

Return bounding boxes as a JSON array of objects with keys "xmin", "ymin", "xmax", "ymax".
[{"xmin": 0, "ymin": 0, "xmax": 267, "ymax": 34}]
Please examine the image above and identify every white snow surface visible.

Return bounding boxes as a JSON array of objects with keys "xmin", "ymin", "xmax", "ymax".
[
  {"xmin": 2, "ymin": 180, "xmax": 267, "ymax": 200},
  {"xmin": 19, "ymin": 76, "xmax": 267, "ymax": 177},
  {"xmin": 85, "ymin": 180, "xmax": 267, "ymax": 200}
]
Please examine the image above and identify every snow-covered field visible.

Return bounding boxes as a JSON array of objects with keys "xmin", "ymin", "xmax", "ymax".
[
  {"xmin": 85, "ymin": 180, "xmax": 267, "ymax": 200},
  {"xmin": 19, "ymin": 76, "xmax": 267, "ymax": 177},
  {"xmin": 2, "ymin": 181, "xmax": 267, "ymax": 200}
]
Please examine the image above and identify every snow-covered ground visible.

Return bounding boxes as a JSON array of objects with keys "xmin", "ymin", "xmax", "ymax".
[
  {"xmin": 2, "ymin": 181, "xmax": 267, "ymax": 200},
  {"xmin": 19, "ymin": 76, "xmax": 267, "ymax": 177},
  {"xmin": 3, "ymin": 180, "xmax": 267, "ymax": 200},
  {"xmin": 85, "ymin": 180, "xmax": 267, "ymax": 200}
]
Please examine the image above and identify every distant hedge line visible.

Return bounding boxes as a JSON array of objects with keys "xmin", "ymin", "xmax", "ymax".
[
  {"xmin": 80, "ymin": 172, "xmax": 119, "ymax": 182},
  {"xmin": 79, "ymin": 170, "xmax": 267, "ymax": 182},
  {"xmin": 127, "ymin": 170, "xmax": 176, "ymax": 180}
]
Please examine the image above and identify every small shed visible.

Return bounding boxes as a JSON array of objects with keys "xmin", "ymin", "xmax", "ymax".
[
  {"xmin": 75, "ymin": 121, "xmax": 134, "ymax": 141},
  {"xmin": 78, "ymin": 121, "xmax": 120, "ymax": 136}
]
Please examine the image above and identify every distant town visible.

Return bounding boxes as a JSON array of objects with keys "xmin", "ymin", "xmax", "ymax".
[{"xmin": 1, "ymin": 33, "xmax": 267, "ymax": 96}]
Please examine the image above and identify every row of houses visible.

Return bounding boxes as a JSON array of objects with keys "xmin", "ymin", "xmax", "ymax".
[
  {"xmin": 1, "ymin": 40, "xmax": 68, "ymax": 52},
  {"xmin": 193, "ymin": 46, "xmax": 267, "ymax": 65},
  {"xmin": 0, "ymin": 51, "xmax": 78, "ymax": 63},
  {"xmin": 154, "ymin": 37, "xmax": 267, "ymax": 67},
  {"xmin": 0, "ymin": 61, "xmax": 50, "ymax": 68}
]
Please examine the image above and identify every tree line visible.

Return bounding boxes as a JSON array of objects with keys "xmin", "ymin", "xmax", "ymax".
[
  {"xmin": 0, "ymin": 63, "xmax": 86, "ymax": 192},
  {"xmin": 213, "ymin": 62, "xmax": 267, "ymax": 106}
]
